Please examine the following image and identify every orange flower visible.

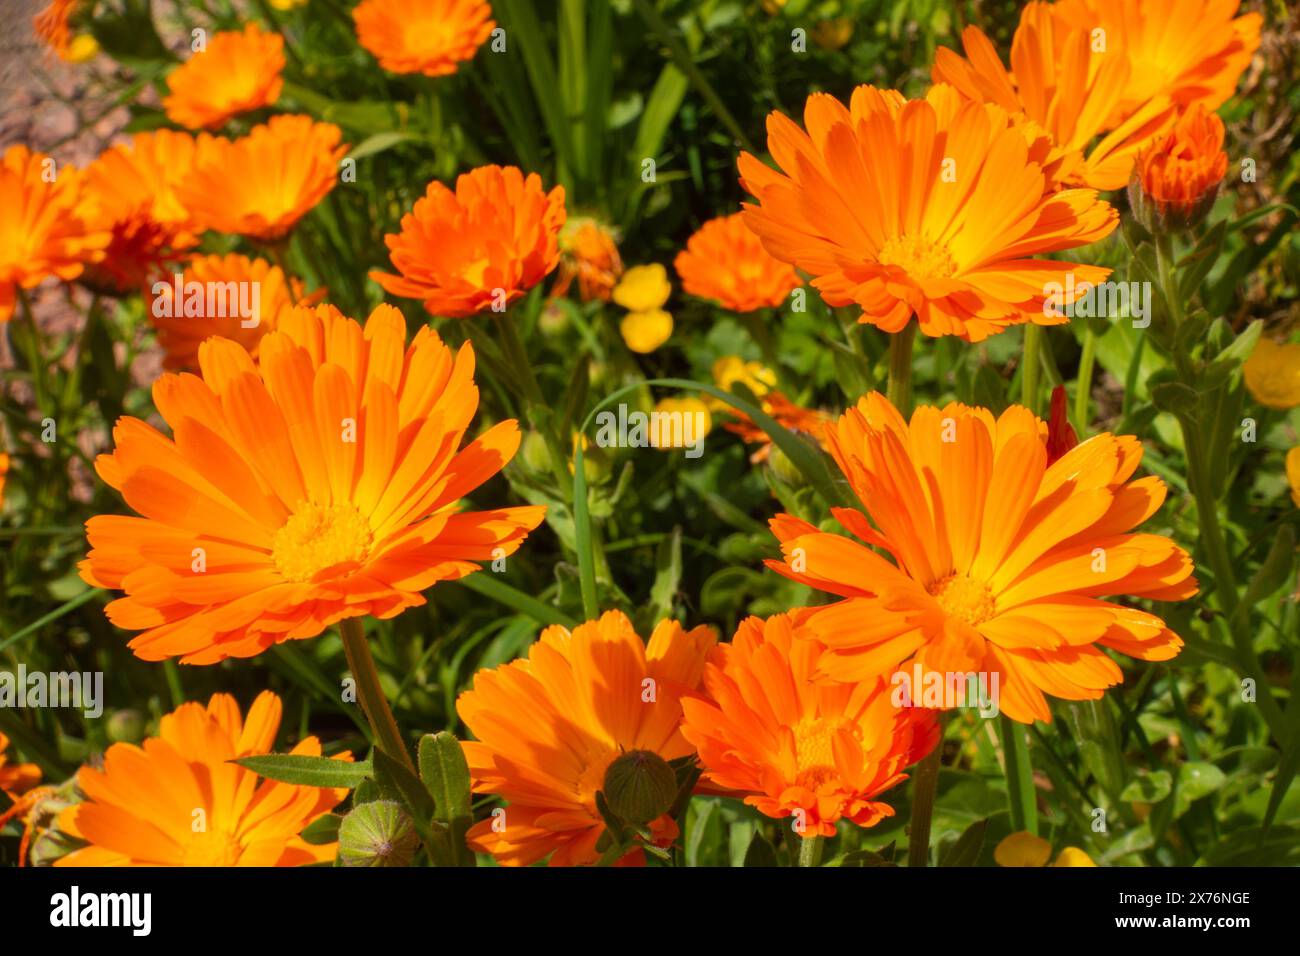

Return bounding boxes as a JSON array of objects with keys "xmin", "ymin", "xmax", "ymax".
[
  {"xmin": 1053, "ymin": 0, "xmax": 1261, "ymax": 123},
  {"xmin": 80, "ymin": 303, "xmax": 545, "ymax": 663},
  {"xmin": 0, "ymin": 453, "xmax": 8, "ymax": 511},
  {"xmin": 33, "ymin": 0, "xmax": 76, "ymax": 59},
  {"xmin": 0, "ymin": 145, "xmax": 109, "ymax": 322},
  {"xmin": 177, "ymin": 115, "xmax": 346, "ymax": 241},
  {"xmin": 147, "ymin": 253, "xmax": 321, "ymax": 370},
  {"xmin": 354, "ymin": 0, "xmax": 495, "ymax": 77},
  {"xmin": 739, "ymin": 84, "xmax": 1117, "ymax": 342},
  {"xmin": 932, "ymin": 2, "xmax": 1179, "ymax": 190},
  {"xmin": 1133, "ymin": 105, "xmax": 1229, "ymax": 229},
  {"xmin": 680, "ymin": 612, "xmax": 938, "ymax": 838},
  {"xmin": 674, "ymin": 212, "xmax": 802, "ymax": 313},
  {"xmin": 553, "ymin": 217, "xmax": 623, "ymax": 303},
  {"xmin": 766, "ymin": 392, "xmax": 1198, "ymax": 724},
  {"xmin": 0, "ymin": 731, "xmax": 41, "ymax": 800},
  {"xmin": 457, "ymin": 610, "xmax": 716, "ymax": 866},
  {"xmin": 79, "ymin": 130, "xmax": 201, "ymax": 294},
  {"xmin": 162, "ymin": 22, "xmax": 285, "ymax": 130},
  {"xmin": 371, "ymin": 165, "xmax": 566, "ymax": 318},
  {"xmin": 55, "ymin": 692, "xmax": 349, "ymax": 866}
]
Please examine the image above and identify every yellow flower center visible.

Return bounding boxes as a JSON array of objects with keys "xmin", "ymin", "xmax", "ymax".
[
  {"xmin": 878, "ymin": 235, "xmax": 957, "ymax": 280},
  {"xmin": 793, "ymin": 716, "xmax": 854, "ymax": 788},
  {"xmin": 181, "ymin": 828, "xmax": 243, "ymax": 866},
  {"xmin": 928, "ymin": 573, "xmax": 997, "ymax": 626},
  {"xmin": 272, "ymin": 501, "xmax": 373, "ymax": 582}
]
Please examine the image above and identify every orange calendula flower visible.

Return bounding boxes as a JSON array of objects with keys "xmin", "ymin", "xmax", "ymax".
[
  {"xmin": 766, "ymin": 392, "xmax": 1198, "ymax": 724},
  {"xmin": 33, "ymin": 0, "xmax": 96, "ymax": 61},
  {"xmin": 147, "ymin": 253, "xmax": 320, "ymax": 370},
  {"xmin": 932, "ymin": 2, "xmax": 1179, "ymax": 191},
  {"xmin": 56, "ymin": 692, "xmax": 349, "ymax": 866},
  {"xmin": 553, "ymin": 217, "xmax": 623, "ymax": 303},
  {"xmin": 80, "ymin": 303, "xmax": 545, "ymax": 663},
  {"xmin": 178, "ymin": 115, "xmax": 347, "ymax": 241},
  {"xmin": 0, "ymin": 145, "xmax": 110, "ymax": 322},
  {"xmin": 739, "ymin": 84, "xmax": 1117, "ymax": 342},
  {"xmin": 79, "ymin": 130, "xmax": 201, "ymax": 295},
  {"xmin": 0, "ymin": 730, "xmax": 41, "ymax": 800},
  {"xmin": 372, "ymin": 165, "xmax": 566, "ymax": 318},
  {"xmin": 1053, "ymin": 0, "xmax": 1261, "ymax": 123},
  {"xmin": 680, "ymin": 612, "xmax": 939, "ymax": 838},
  {"xmin": 674, "ymin": 212, "xmax": 802, "ymax": 313},
  {"xmin": 162, "ymin": 22, "xmax": 285, "ymax": 130},
  {"xmin": 354, "ymin": 0, "xmax": 495, "ymax": 77},
  {"xmin": 1132, "ymin": 105, "xmax": 1228, "ymax": 230},
  {"xmin": 457, "ymin": 610, "xmax": 716, "ymax": 866},
  {"xmin": 0, "ymin": 453, "xmax": 8, "ymax": 510},
  {"xmin": 1243, "ymin": 338, "xmax": 1300, "ymax": 410}
]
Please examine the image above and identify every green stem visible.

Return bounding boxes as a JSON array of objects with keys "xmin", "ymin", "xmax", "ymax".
[
  {"xmin": 907, "ymin": 744, "xmax": 943, "ymax": 867},
  {"xmin": 797, "ymin": 833, "xmax": 823, "ymax": 868},
  {"xmin": 887, "ymin": 322, "xmax": 918, "ymax": 415},
  {"xmin": 1074, "ymin": 325, "xmax": 1096, "ymax": 434},
  {"xmin": 999, "ymin": 713, "xmax": 1037, "ymax": 835},
  {"xmin": 497, "ymin": 310, "xmax": 574, "ymax": 498},
  {"xmin": 1021, "ymin": 324, "xmax": 1043, "ymax": 414},
  {"xmin": 340, "ymin": 617, "xmax": 414, "ymax": 771}
]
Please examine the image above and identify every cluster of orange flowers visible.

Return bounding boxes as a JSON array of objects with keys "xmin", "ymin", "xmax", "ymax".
[{"xmin": 1, "ymin": 0, "xmax": 1265, "ymax": 867}]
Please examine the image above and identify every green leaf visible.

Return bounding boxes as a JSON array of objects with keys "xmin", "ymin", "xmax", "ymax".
[
  {"xmin": 417, "ymin": 732, "xmax": 476, "ymax": 867},
  {"xmin": 346, "ymin": 131, "xmax": 420, "ymax": 161},
  {"xmin": 1119, "ymin": 769, "xmax": 1173, "ymax": 804},
  {"xmin": 939, "ymin": 818, "xmax": 988, "ymax": 867},
  {"xmin": 496, "ymin": 0, "xmax": 576, "ymax": 191},
  {"xmin": 299, "ymin": 813, "xmax": 343, "ymax": 846},
  {"xmin": 453, "ymin": 573, "xmax": 577, "ymax": 628},
  {"xmin": 643, "ymin": 525, "xmax": 683, "ymax": 629},
  {"xmin": 234, "ymin": 754, "xmax": 371, "ymax": 789},
  {"xmin": 742, "ymin": 832, "xmax": 780, "ymax": 868},
  {"xmin": 1174, "ymin": 762, "xmax": 1226, "ymax": 817}
]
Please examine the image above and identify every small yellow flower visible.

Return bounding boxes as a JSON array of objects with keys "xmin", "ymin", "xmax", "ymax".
[
  {"xmin": 269, "ymin": 0, "xmax": 309, "ymax": 7},
  {"xmin": 1243, "ymin": 338, "xmax": 1300, "ymax": 410},
  {"xmin": 712, "ymin": 355, "xmax": 776, "ymax": 397},
  {"xmin": 621, "ymin": 309, "xmax": 673, "ymax": 353},
  {"xmin": 995, "ymin": 831, "xmax": 1099, "ymax": 867},
  {"xmin": 812, "ymin": 18, "xmax": 854, "ymax": 50},
  {"xmin": 612, "ymin": 263, "xmax": 671, "ymax": 312},
  {"xmin": 1287, "ymin": 447, "xmax": 1300, "ymax": 508},
  {"xmin": 761, "ymin": 0, "xmax": 787, "ymax": 14},
  {"xmin": 649, "ymin": 397, "xmax": 712, "ymax": 450},
  {"xmin": 66, "ymin": 33, "xmax": 98, "ymax": 62},
  {"xmin": 1052, "ymin": 847, "xmax": 1099, "ymax": 867},
  {"xmin": 994, "ymin": 831, "xmax": 1052, "ymax": 867}
]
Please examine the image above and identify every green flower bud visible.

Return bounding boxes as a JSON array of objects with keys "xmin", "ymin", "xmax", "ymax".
[
  {"xmin": 337, "ymin": 800, "xmax": 419, "ymax": 867},
  {"xmin": 107, "ymin": 709, "xmax": 146, "ymax": 743},
  {"xmin": 520, "ymin": 430, "xmax": 552, "ymax": 475},
  {"xmin": 601, "ymin": 750, "xmax": 677, "ymax": 825}
]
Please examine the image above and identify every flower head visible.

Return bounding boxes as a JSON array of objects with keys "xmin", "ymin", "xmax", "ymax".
[
  {"xmin": 1132, "ymin": 105, "xmax": 1228, "ymax": 230},
  {"xmin": 457, "ymin": 610, "xmax": 716, "ymax": 866},
  {"xmin": 648, "ymin": 397, "xmax": 712, "ymax": 451},
  {"xmin": 81, "ymin": 302, "xmax": 544, "ymax": 663},
  {"xmin": 739, "ymin": 84, "xmax": 1117, "ymax": 341},
  {"xmin": 553, "ymin": 217, "xmax": 623, "ymax": 303},
  {"xmin": 0, "ymin": 731, "xmax": 40, "ymax": 800},
  {"xmin": 33, "ymin": 0, "xmax": 96, "ymax": 61},
  {"xmin": 933, "ymin": 3, "xmax": 1179, "ymax": 190},
  {"xmin": 710, "ymin": 356, "xmax": 830, "ymax": 463},
  {"xmin": 674, "ymin": 212, "xmax": 802, "ymax": 313},
  {"xmin": 0, "ymin": 452, "xmax": 8, "ymax": 511},
  {"xmin": 612, "ymin": 263, "xmax": 671, "ymax": 312},
  {"xmin": 371, "ymin": 165, "xmax": 566, "ymax": 318},
  {"xmin": 147, "ymin": 253, "xmax": 319, "ymax": 370},
  {"xmin": 767, "ymin": 392, "xmax": 1197, "ymax": 724},
  {"xmin": 1243, "ymin": 338, "xmax": 1300, "ymax": 410},
  {"xmin": 79, "ymin": 130, "xmax": 201, "ymax": 294},
  {"xmin": 620, "ymin": 309, "xmax": 673, "ymax": 353},
  {"xmin": 0, "ymin": 145, "xmax": 110, "ymax": 322},
  {"xmin": 56, "ymin": 692, "xmax": 349, "ymax": 866},
  {"xmin": 163, "ymin": 23, "xmax": 285, "ymax": 130},
  {"xmin": 178, "ymin": 115, "xmax": 346, "ymax": 241},
  {"xmin": 354, "ymin": 0, "xmax": 495, "ymax": 77},
  {"xmin": 1053, "ymin": 0, "xmax": 1260, "ymax": 122},
  {"xmin": 680, "ymin": 612, "xmax": 938, "ymax": 837}
]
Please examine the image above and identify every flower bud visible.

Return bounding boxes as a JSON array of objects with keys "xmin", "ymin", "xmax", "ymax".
[
  {"xmin": 1129, "ymin": 105, "xmax": 1228, "ymax": 233},
  {"xmin": 601, "ymin": 750, "xmax": 677, "ymax": 825},
  {"xmin": 337, "ymin": 800, "xmax": 419, "ymax": 867}
]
